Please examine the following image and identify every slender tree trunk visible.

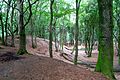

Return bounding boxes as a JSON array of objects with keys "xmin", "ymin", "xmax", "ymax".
[
  {"xmin": 95, "ymin": 0, "xmax": 116, "ymax": 79},
  {"xmin": 5, "ymin": 0, "xmax": 11, "ymax": 46},
  {"xmin": 30, "ymin": 17, "xmax": 36, "ymax": 48},
  {"xmin": 85, "ymin": 40, "xmax": 87, "ymax": 53},
  {"xmin": 17, "ymin": 0, "xmax": 27, "ymax": 55},
  {"xmin": 53, "ymin": 19, "xmax": 58, "ymax": 52},
  {"xmin": 85, "ymin": 30, "xmax": 88, "ymax": 54},
  {"xmin": 31, "ymin": 18, "xmax": 34, "ymax": 48},
  {"xmin": 11, "ymin": 6, "xmax": 15, "ymax": 47},
  {"xmin": 74, "ymin": 0, "xmax": 81, "ymax": 65},
  {"xmin": 0, "ymin": 13, "xmax": 5, "ymax": 45},
  {"xmin": 62, "ymin": 19, "xmax": 65, "ymax": 51},
  {"xmin": 35, "ymin": 36, "xmax": 37, "ymax": 47},
  {"xmin": 87, "ymin": 26, "xmax": 95, "ymax": 57},
  {"xmin": 60, "ymin": 27, "xmax": 62, "ymax": 50},
  {"xmin": 85, "ymin": 25, "xmax": 88, "ymax": 54},
  {"xmin": 49, "ymin": 0, "xmax": 54, "ymax": 58},
  {"xmin": 54, "ymin": 31, "xmax": 58, "ymax": 52}
]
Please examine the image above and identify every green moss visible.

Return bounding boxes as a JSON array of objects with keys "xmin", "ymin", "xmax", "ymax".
[{"xmin": 17, "ymin": 49, "xmax": 28, "ymax": 55}]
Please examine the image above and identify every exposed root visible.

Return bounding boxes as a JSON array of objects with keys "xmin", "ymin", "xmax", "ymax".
[{"xmin": 17, "ymin": 49, "xmax": 28, "ymax": 55}]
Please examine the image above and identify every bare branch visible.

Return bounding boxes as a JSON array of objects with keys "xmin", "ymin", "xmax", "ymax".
[
  {"xmin": 23, "ymin": 0, "xmax": 39, "ymax": 14},
  {"xmin": 23, "ymin": 0, "xmax": 38, "ymax": 27},
  {"xmin": 78, "ymin": 0, "xmax": 81, "ymax": 9},
  {"xmin": 113, "ymin": 15, "xmax": 118, "ymax": 21},
  {"xmin": 3, "ymin": 0, "xmax": 20, "ymax": 12}
]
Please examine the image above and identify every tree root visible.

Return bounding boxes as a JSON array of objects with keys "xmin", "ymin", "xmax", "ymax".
[{"xmin": 17, "ymin": 49, "xmax": 28, "ymax": 55}]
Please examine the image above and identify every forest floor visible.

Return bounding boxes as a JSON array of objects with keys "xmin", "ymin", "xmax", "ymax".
[{"xmin": 0, "ymin": 36, "xmax": 119, "ymax": 80}]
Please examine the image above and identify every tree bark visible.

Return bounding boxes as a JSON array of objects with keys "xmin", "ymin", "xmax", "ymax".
[
  {"xmin": 17, "ymin": 0, "xmax": 27, "ymax": 55},
  {"xmin": 95, "ymin": 0, "xmax": 116, "ymax": 79},
  {"xmin": 10, "ymin": 4, "xmax": 15, "ymax": 47},
  {"xmin": 49, "ymin": 0, "xmax": 54, "ymax": 58},
  {"xmin": 0, "ymin": 12, "xmax": 5, "ymax": 45},
  {"xmin": 74, "ymin": 0, "xmax": 81, "ymax": 65},
  {"xmin": 5, "ymin": 0, "xmax": 11, "ymax": 46},
  {"xmin": 53, "ymin": 19, "xmax": 58, "ymax": 52},
  {"xmin": 30, "ymin": 17, "xmax": 36, "ymax": 48}
]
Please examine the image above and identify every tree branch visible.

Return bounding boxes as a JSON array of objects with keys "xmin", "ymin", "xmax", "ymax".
[
  {"xmin": 78, "ymin": 0, "xmax": 81, "ymax": 9},
  {"xmin": 23, "ymin": 0, "xmax": 39, "ymax": 27},
  {"xmin": 3, "ymin": 0, "xmax": 20, "ymax": 12},
  {"xmin": 23, "ymin": 0, "xmax": 39, "ymax": 14}
]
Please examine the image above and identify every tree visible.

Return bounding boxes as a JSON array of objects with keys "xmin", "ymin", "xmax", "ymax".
[
  {"xmin": 0, "ymin": 7, "xmax": 5, "ymax": 45},
  {"xmin": 9, "ymin": 1, "xmax": 17, "ymax": 47},
  {"xmin": 95, "ymin": 0, "xmax": 116, "ymax": 79},
  {"xmin": 17, "ymin": 0, "xmax": 28, "ymax": 55},
  {"xmin": 74, "ymin": 0, "xmax": 81, "ymax": 65},
  {"xmin": 4, "ymin": 0, "xmax": 11, "ymax": 46},
  {"xmin": 30, "ymin": 17, "xmax": 36, "ymax": 48},
  {"xmin": 17, "ymin": 0, "xmax": 38, "ymax": 55},
  {"xmin": 49, "ymin": 0, "xmax": 54, "ymax": 58}
]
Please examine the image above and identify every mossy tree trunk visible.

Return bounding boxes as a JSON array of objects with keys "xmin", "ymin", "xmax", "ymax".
[
  {"xmin": 17, "ymin": 0, "xmax": 36, "ymax": 55},
  {"xmin": 95, "ymin": 0, "xmax": 116, "ymax": 79},
  {"xmin": 49, "ymin": 0, "xmax": 54, "ymax": 58},
  {"xmin": 17, "ymin": 0, "xmax": 27, "ymax": 55}
]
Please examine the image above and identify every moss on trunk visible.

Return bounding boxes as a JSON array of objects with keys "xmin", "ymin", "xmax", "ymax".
[
  {"xmin": 17, "ymin": 0, "xmax": 28, "ymax": 55},
  {"xmin": 96, "ymin": 0, "xmax": 116, "ymax": 79},
  {"xmin": 17, "ymin": 49, "xmax": 28, "ymax": 55}
]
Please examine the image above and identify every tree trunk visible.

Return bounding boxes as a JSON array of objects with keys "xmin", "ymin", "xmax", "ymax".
[
  {"xmin": 95, "ymin": 0, "xmax": 116, "ymax": 79},
  {"xmin": 49, "ymin": 0, "xmax": 54, "ymax": 58},
  {"xmin": 87, "ymin": 26, "xmax": 95, "ymax": 57},
  {"xmin": 17, "ymin": 0, "xmax": 27, "ymax": 55},
  {"xmin": 5, "ymin": 0, "xmax": 11, "ymax": 46},
  {"xmin": 30, "ymin": 17, "xmax": 36, "ymax": 48},
  {"xmin": 0, "ymin": 13, "xmax": 5, "ymax": 45},
  {"xmin": 60, "ymin": 27, "xmax": 62, "ymax": 50},
  {"xmin": 53, "ymin": 19, "xmax": 58, "ymax": 52},
  {"xmin": 74, "ymin": 0, "xmax": 81, "ymax": 65},
  {"xmin": 11, "ymin": 5, "xmax": 15, "ymax": 47}
]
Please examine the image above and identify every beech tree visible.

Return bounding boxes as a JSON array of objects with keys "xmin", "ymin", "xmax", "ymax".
[
  {"xmin": 95, "ymin": 0, "xmax": 116, "ymax": 79},
  {"xmin": 17, "ymin": 0, "xmax": 38, "ymax": 55}
]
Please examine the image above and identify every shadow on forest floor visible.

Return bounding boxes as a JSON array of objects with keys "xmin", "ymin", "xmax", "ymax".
[{"xmin": 0, "ymin": 52, "xmax": 24, "ymax": 62}]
